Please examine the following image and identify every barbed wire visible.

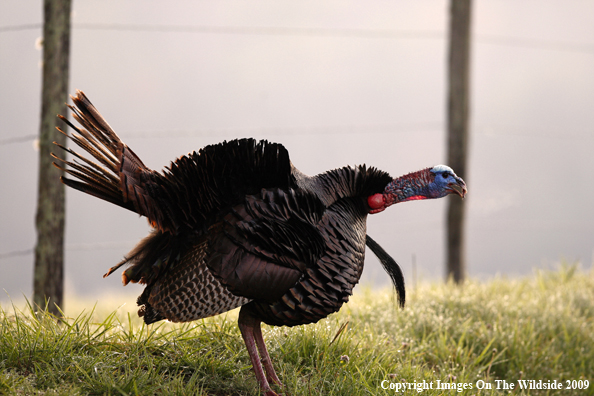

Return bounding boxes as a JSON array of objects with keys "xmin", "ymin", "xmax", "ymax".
[
  {"xmin": 0, "ymin": 134, "xmax": 38, "ymax": 146},
  {"xmin": 0, "ymin": 23, "xmax": 443, "ymax": 38},
  {"xmin": 0, "ymin": 23, "xmax": 41, "ymax": 32},
  {"xmin": 1, "ymin": 123, "xmax": 441, "ymax": 147},
  {"xmin": 476, "ymin": 34, "xmax": 594, "ymax": 55},
  {"xmin": 2, "ymin": 123, "xmax": 592, "ymax": 148},
  {"xmin": 0, "ymin": 241, "xmax": 137, "ymax": 261},
  {"xmin": 0, "ymin": 248, "xmax": 34, "ymax": 260},
  {"xmin": 74, "ymin": 23, "xmax": 445, "ymax": 40},
  {"xmin": 0, "ymin": 22, "xmax": 593, "ymax": 54},
  {"xmin": 3, "ymin": 217, "xmax": 593, "ymax": 261}
]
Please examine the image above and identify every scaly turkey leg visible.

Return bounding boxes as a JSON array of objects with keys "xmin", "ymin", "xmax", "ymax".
[
  {"xmin": 253, "ymin": 319, "xmax": 282, "ymax": 385},
  {"xmin": 238, "ymin": 306, "xmax": 281, "ymax": 396}
]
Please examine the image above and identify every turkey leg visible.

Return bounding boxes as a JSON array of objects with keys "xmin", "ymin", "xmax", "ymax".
[
  {"xmin": 253, "ymin": 319, "xmax": 282, "ymax": 385},
  {"xmin": 238, "ymin": 306, "xmax": 282, "ymax": 395}
]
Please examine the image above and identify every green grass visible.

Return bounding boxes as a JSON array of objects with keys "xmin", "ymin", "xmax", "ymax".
[{"xmin": 1, "ymin": 264, "xmax": 593, "ymax": 395}]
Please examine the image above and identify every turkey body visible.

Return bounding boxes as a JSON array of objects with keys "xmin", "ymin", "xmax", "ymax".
[
  {"xmin": 124, "ymin": 145, "xmax": 391, "ymax": 329},
  {"xmin": 54, "ymin": 91, "xmax": 465, "ymax": 396}
]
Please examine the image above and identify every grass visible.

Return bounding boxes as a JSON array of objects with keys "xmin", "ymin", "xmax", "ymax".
[{"xmin": 1, "ymin": 264, "xmax": 593, "ymax": 396}]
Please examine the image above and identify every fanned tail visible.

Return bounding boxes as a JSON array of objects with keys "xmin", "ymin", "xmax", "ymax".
[
  {"xmin": 52, "ymin": 90, "xmax": 132, "ymax": 212},
  {"xmin": 52, "ymin": 90, "xmax": 159, "ymax": 221}
]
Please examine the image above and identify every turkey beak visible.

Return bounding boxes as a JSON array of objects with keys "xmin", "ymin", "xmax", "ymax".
[{"xmin": 447, "ymin": 177, "xmax": 467, "ymax": 198}]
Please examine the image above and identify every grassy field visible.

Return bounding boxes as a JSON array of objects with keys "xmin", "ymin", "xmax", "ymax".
[{"xmin": 1, "ymin": 265, "xmax": 593, "ymax": 396}]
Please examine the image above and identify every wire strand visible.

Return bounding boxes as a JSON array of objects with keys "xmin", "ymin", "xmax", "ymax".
[
  {"xmin": 0, "ymin": 248, "xmax": 34, "ymax": 260},
  {"xmin": 0, "ymin": 241, "xmax": 137, "ymax": 261},
  {"xmin": 1, "ymin": 22, "xmax": 592, "ymax": 54},
  {"xmin": 3, "ymin": 124, "xmax": 593, "ymax": 148},
  {"xmin": 0, "ymin": 134, "xmax": 38, "ymax": 146},
  {"xmin": 0, "ymin": 23, "xmax": 42, "ymax": 32},
  {"xmin": 73, "ymin": 23, "xmax": 445, "ymax": 40}
]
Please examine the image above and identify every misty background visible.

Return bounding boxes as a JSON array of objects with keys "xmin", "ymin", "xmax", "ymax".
[{"xmin": 1, "ymin": 1, "xmax": 593, "ymax": 304}]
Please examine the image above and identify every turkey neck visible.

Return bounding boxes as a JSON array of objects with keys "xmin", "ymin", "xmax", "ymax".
[{"xmin": 382, "ymin": 168, "xmax": 433, "ymax": 205}]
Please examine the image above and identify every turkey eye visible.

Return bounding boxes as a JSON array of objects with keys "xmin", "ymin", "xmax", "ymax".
[{"xmin": 442, "ymin": 172, "xmax": 450, "ymax": 179}]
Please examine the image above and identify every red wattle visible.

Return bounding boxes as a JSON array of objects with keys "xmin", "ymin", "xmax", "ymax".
[{"xmin": 368, "ymin": 193, "xmax": 385, "ymax": 210}]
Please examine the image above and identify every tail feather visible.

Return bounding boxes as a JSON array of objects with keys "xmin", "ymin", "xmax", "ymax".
[
  {"xmin": 53, "ymin": 141, "xmax": 118, "ymax": 182},
  {"xmin": 68, "ymin": 91, "xmax": 121, "ymax": 151},
  {"xmin": 59, "ymin": 106, "xmax": 120, "ymax": 168},
  {"xmin": 52, "ymin": 147, "xmax": 119, "ymax": 196},
  {"xmin": 52, "ymin": 90, "xmax": 155, "ymax": 217},
  {"xmin": 366, "ymin": 235, "xmax": 405, "ymax": 308},
  {"xmin": 58, "ymin": 106, "xmax": 119, "ymax": 170},
  {"xmin": 52, "ymin": 131, "xmax": 122, "ymax": 204},
  {"xmin": 52, "ymin": 152, "xmax": 126, "ymax": 209}
]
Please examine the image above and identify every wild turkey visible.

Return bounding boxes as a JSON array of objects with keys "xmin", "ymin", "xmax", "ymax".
[{"xmin": 52, "ymin": 91, "xmax": 467, "ymax": 396}]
